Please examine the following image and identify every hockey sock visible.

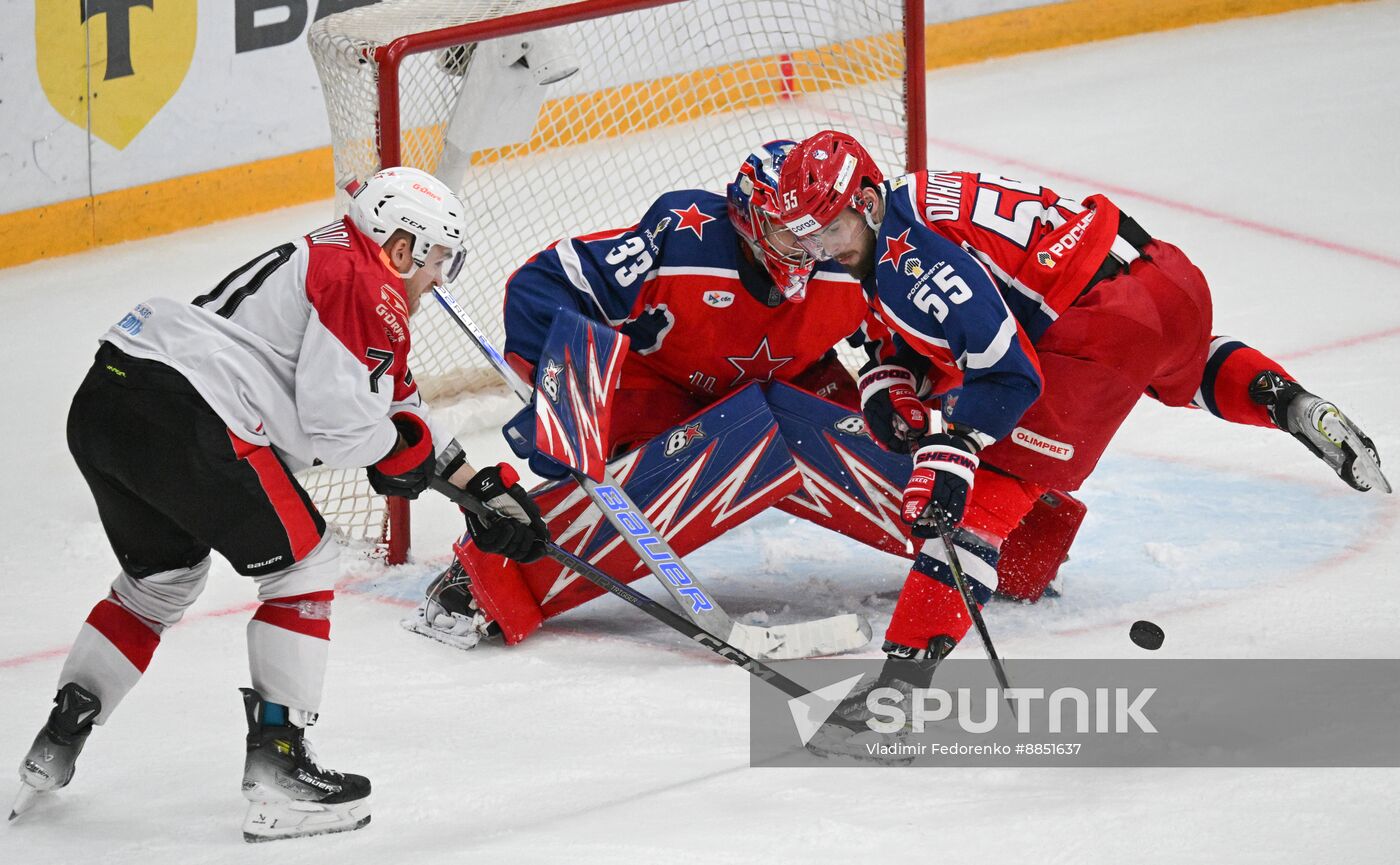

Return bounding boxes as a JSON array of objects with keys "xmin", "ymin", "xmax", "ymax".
[
  {"xmin": 247, "ymin": 591, "xmax": 332, "ymax": 714},
  {"xmin": 58, "ymin": 595, "xmax": 163, "ymax": 724},
  {"xmin": 883, "ymin": 529, "xmax": 999, "ymax": 654},
  {"xmin": 1193, "ymin": 336, "xmax": 1291, "ymax": 428}
]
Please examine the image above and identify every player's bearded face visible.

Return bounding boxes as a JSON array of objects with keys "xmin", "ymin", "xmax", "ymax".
[{"xmin": 796, "ymin": 208, "xmax": 876, "ymax": 279}]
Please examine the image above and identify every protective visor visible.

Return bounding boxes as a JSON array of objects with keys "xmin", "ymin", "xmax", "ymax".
[
  {"xmin": 783, "ymin": 209, "xmax": 865, "ymax": 262},
  {"xmin": 417, "ymin": 245, "xmax": 467, "ymax": 283}
]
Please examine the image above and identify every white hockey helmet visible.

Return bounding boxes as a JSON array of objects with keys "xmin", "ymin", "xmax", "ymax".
[{"xmin": 347, "ymin": 167, "xmax": 468, "ymax": 281}]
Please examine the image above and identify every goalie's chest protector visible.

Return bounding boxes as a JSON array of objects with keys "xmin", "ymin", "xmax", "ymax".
[{"xmin": 632, "ymin": 263, "xmax": 869, "ymax": 400}]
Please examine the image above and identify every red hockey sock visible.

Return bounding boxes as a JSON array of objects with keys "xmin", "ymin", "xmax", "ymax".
[
  {"xmin": 1195, "ymin": 337, "xmax": 1291, "ymax": 428},
  {"xmin": 883, "ymin": 571, "xmax": 973, "ymax": 653}
]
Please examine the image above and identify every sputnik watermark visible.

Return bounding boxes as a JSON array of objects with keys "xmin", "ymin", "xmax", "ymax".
[{"xmin": 861, "ymin": 686, "xmax": 1156, "ymax": 735}]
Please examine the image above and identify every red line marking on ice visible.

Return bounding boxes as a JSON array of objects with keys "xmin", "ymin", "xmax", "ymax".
[
  {"xmin": 0, "ymin": 601, "xmax": 258, "ymax": 670},
  {"xmin": 1278, "ymin": 324, "xmax": 1400, "ymax": 360}
]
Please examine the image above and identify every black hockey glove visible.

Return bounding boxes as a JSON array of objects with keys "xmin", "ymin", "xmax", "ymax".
[
  {"xmin": 367, "ymin": 413, "xmax": 435, "ymax": 499},
  {"xmin": 462, "ymin": 463, "xmax": 549, "ymax": 563},
  {"xmin": 902, "ymin": 432, "xmax": 980, "ymax": 538},
  {"xmin": 858, "ymin": 354, "xmax": 932, "ymax": 454}
]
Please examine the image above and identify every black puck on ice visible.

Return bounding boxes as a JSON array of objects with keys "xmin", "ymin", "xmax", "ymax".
[{"xmin": 1129, "ymin": 620, "xmax": 1165, "ymax": 650}]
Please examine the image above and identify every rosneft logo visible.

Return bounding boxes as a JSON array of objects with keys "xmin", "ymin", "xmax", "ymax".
[{"xmin": 36, "ymin": 1, "xmax": 196, "ymax": 149}]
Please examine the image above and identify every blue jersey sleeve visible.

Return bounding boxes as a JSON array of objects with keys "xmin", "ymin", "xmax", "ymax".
[
  {"xmin": 871, "ymin": 198, "xmax": 1043, "ymax": 440},
  {"xmin": 501, "ymin": 190, "xmax": 723, "ymax": 367}
]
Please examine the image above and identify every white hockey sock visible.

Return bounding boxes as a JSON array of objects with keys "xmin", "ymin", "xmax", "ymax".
[
  {"xmin": 58, "ymin": 560, "xmax": 211, "ymax": 724},
  {"xmin": 247, "ymin": 592, "xmax": 332, "ymax": 714}
]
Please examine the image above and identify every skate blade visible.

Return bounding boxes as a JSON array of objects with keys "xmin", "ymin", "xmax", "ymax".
[
  {"xmin": 9, "ymin": 782, "xmax": 40, "ymax": 821},
  {"xmin": 400, "ymin": 611, "xmax": 483, "ymax": 652},
  {"xmin": 728, "ymin": 613, "xmax": 873, "ymax": 660},
  {"xmin": 1346, "ymin": 433, "xmax": 1393, "ymax": 494},
  {"xmin": 242, "ymin": 797, "xmax": 371, "ymax": 842}
]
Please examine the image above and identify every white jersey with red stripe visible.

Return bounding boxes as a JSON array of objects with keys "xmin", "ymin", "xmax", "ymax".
[{"xmin": 101, "ymin": 217, "xmax": 441, "ymax": 472}]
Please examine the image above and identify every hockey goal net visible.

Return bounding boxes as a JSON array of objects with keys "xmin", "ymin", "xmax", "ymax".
[{"xmin": 306, "ymin": 0, "xmax": 926, "ymax": 562}]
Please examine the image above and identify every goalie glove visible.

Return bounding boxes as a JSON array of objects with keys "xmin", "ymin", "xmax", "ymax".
[
  {"xmin": 366, "ymin": 413, "xmax": 436, "ymax": 498},
  {"xmin": 902, "ymin": 432, "xmax": 981, "ymax": 538},
  {"xmin": 859, "ymin": 359, "xmax": 931, "ymax": 453},
  {"xmin": 461, "ymin": 463, "xmax": 549, "ymax": 563}
]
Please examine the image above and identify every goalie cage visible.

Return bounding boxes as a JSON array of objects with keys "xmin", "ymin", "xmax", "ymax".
[{"xmin": 305, "ymin": 0, "xmax": 927, "ymax": 563}]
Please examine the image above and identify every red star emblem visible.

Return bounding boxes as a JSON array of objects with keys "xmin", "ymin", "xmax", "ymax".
[
  {"xmin": 879, "ymin": 228, "xmax": 915, "ymax": 270},
  {"xmin": 726, "ymin": 336, "xmax": 793, "ymax": 387},
  {"xmin": 671, "ymin": 203, "xmax": 717, "ymax": 239}
]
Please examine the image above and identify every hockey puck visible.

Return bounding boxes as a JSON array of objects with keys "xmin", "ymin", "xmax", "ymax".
[{"xmin": 1129, "ymin": 620, "xmax": 1165, "ymax": 650}]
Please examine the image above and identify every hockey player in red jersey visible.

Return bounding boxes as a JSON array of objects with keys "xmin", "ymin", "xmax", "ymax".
[
  {"xmin": 12, "ymin": 168, "xmax": 549, "ymax": 840},
  {"xmin": 774, "ymin": 130, "xmax": 1390, "ymax": 732},
  {"xmin": 406, "ymin": 140, "xmax": 904, "ymax": 650}
]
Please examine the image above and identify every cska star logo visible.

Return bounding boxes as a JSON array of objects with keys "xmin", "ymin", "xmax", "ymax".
[
  {"xmin": 726, "ymin": 336, "xmax": 793, "ymax": 387},
  {"xmin": 670, "ymin": 204, "xmax": 717, "ymax": 239},
  {"xmin": 879, "ymin": 229, "xmax": 915, "ymax": 270},
  {"xmin": 664, "ymin": 422, "xmax": 706, "ymax": 457},
  {"xmin": 541, "ymin": 358, "xmax": 563, "ymax": 403}
]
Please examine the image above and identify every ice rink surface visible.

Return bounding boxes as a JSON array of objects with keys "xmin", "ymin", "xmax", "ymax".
[{"xmin": 4, "ymin": 3, "xmax": 1400, "ymax": 862}]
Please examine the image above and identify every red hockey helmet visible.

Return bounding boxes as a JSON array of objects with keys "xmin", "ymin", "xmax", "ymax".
[{"xmin": 776, "ymin": 130, "xmax": 884, "ymax": 248}]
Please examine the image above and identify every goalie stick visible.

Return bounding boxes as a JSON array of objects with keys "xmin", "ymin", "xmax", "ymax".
[{"xmin": 430, "ymin": 284, "xmax": 871, "ymax": 659}]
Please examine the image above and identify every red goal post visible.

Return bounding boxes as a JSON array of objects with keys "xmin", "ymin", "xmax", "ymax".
[{"xmin": 308, "ymin": 0, "xmax": 927, "ymax": 563}]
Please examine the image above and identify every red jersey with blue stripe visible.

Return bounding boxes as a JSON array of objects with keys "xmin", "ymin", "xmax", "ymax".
[
  {"xmin": 867, "ymin": 171, "xmax": 1125, "ymax": 439},
  {"xmin": 503, "ymin": 189, "xmax": 886, "ymax": 400}
]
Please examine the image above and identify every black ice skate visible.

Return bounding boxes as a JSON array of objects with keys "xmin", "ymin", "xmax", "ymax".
[
  {"xmin": 400, "ymin": 559, "xmax": 500, "ymax": 651},
  {"xmin": 804, "ymin": 637, "xmax": 957, "ymax": 763},
  {"xmin": 240, "ymin": 688, "xmax": 370, "ymax": 842},
  {"xmin": 1250, "ymin": 371, "xmax": 1392, "ymax": 493},
  {"xmin": 10, "ymin": 682, "xmax": 101, "ymax": 820}
]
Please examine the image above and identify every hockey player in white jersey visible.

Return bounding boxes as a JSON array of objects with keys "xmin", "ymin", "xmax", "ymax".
[{"xmin": 11, "ymin": 167, "xmax": 549, "ymax": 841}]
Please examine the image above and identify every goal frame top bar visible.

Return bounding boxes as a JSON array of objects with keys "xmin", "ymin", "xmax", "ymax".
[{"xmin": 371, "ymin": 0, "xmax": 926, "ymax": 172}]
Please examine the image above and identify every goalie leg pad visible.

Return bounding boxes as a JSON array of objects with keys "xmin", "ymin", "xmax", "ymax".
[
  {"xmin": 766, "ymin": 381, "xmax": 915, "ymax": 558},
  {"xmin": 469, "ymin": 385, "xmax": 800, "ymax": 642},
  {"xmin": 995, "ymin": 488, "xmax": 1087, "ymax": 602}
]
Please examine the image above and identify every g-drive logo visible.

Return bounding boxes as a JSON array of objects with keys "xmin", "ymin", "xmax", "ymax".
[{"xmin": 788, "ymin": 682, "xmax": 1157, "ymax": 746}]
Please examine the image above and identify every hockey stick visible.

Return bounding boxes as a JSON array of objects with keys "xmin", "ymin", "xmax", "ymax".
[
  {"xmin": 430, "ymin": 476, "xmax": 865, "ymax": 742},
  {"xmin": 429, "ymin": 285, "xmax": 871, "ymax": 659},
  {"xmin": 934, "ymin": 518, "xmax": 1017, "ymax": 715}
]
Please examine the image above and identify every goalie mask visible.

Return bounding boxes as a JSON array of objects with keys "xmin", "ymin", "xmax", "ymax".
[
  {"xmin": 347, "ymin": 167, "xmax": 468, "ymax": 282},
  {"xmin": 727, "ymin": 140, "xmax": 816, "ymax": 302}
]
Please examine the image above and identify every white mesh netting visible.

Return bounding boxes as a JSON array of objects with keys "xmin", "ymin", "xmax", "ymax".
[{"xmin": 305, "ymin": 0, "xmax": 913, "ymax": 550}]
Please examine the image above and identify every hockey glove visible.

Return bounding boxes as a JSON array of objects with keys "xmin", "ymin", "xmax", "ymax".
[
  {"xmin": 859, "ymin": 361, "xmax": 930, "ymax": 453},
  {"xmin": 367, "ymin": 413, "xmax": 435, "ymax": 499},
  {"xmin": 902, "ymin": 432, "xmax": 980, "ymax": 538},
  {"xmin": 462, "ymin": 463, "xmax": 549, "ymax": 563}
]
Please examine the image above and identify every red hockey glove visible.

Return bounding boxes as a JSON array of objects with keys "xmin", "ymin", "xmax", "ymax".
[
  {"xmin": 367, "ymin": 413, "xmax": 435, "ymax": 499},
  {"xmin": 902, "ymin": 433, "xmax": 980, "ymax": 538},
  {"xmin": 859, "ymin": 362, "xmax": 930, "ymax": 453},
  {"xmin": 462, "ymin": 463, "xmax": 549, "ymax": 563}
]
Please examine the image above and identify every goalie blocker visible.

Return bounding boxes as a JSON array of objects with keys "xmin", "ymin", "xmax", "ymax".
[{"xmin": 440, "ymin": 382, "xmax": 1082, "ymax": 645}]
